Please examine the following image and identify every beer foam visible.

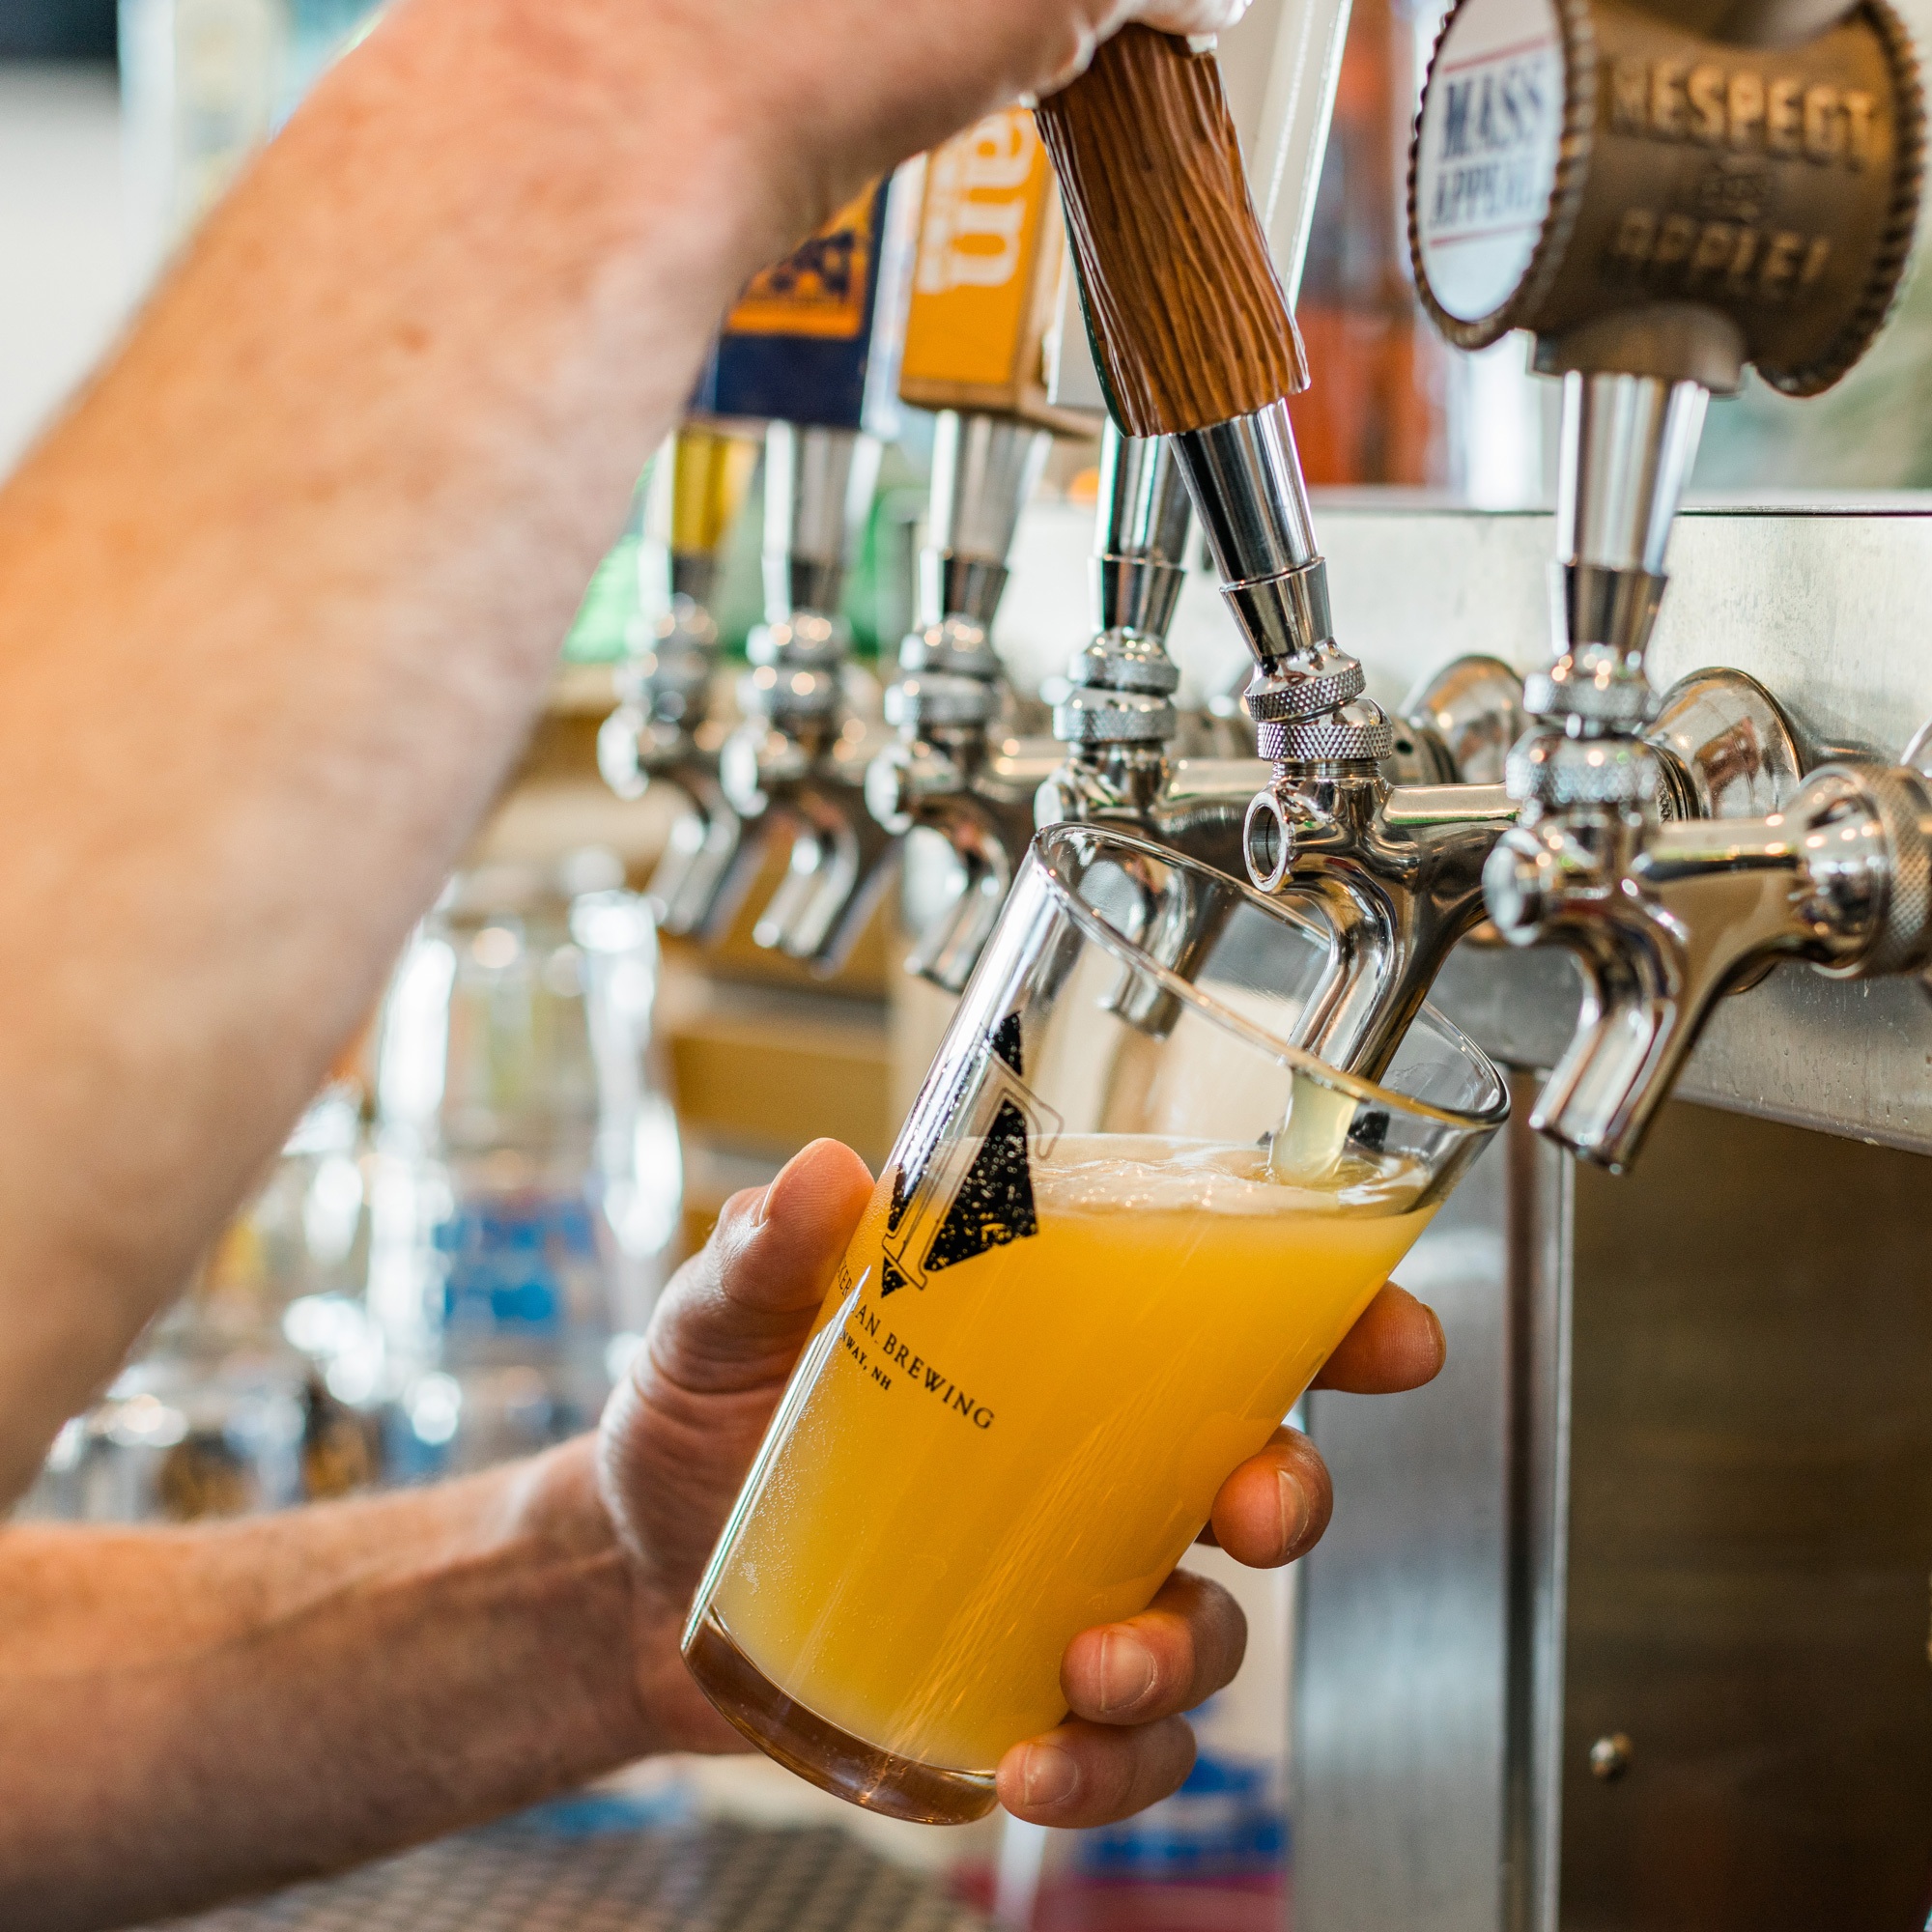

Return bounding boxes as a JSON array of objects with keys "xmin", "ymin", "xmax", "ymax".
[{"xmin": 1035, "ymin": 1134, "xmax": 1423, "ymax": 1218}]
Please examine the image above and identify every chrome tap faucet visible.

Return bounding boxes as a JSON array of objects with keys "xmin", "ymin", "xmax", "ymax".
[
  {"xmin": 865, "ymin": 412, "xmax": 1062, "ymax": 993},
  {"xmin": 599, "ymin": 428, "xmax": 759, "ymax": 940},
  {"xmin": 1034, "ymin": 30, "xmax": 1538, "ymax": 1078},
  {"xmin": 1037, "ymin": 427, "xmax": 1270, "ymax": 885},
  {"xmin": 1489, "ymin": 730, "xmax": 1932, "ymax": 1171},
  {"xmin": 1164, "ymin": 402, "xmax": 1525, "ymax": 1079},
  {"xmin": 719, "ymin": 421, "xmax": 896, "ymax": 973},
  {"xmin": 1398, "ymin": 0, "xmax": 1922, "ymax": 1163}
]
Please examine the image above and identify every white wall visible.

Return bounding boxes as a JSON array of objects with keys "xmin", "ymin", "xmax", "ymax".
[{"xmin": 0, "ymin": 65, "xmax": 136, "ymax": 475}]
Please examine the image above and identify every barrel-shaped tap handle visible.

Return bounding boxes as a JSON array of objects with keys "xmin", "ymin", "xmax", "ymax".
[
  {"xmin": 1034, "ymin": 26, "xmax": 1306, "ymax": 437},
  {"xmin": 1037, "ymin": 28, "xmax": 1385, "ymax": 760}
]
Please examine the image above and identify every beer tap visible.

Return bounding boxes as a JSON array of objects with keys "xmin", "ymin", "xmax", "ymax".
[
  {"xmin": 598, "ymin": 427, "xmax": 759, "ymax": 939},
  {"xmin": 718, "ymin": 419, "xmax": 898, "ymax": 969},
  {"xmin": 864, "ymin": 408, "xmax": 1064, "ymax": 990},
  {"xmin": 672, "ymin": 175, "xmax": 912, "ymax": 966},
  {"xmin": 1036, "ymin": 424, "xmax": 1270, "ymax": 885},
  {"xmin": 1037, "ymin": 28, "xmax": 1534, "ymax": 1075},
  {"xmin": 858, "ymin": 105, "xmax": 1102, "ymax": 991},
  {"xmin": 1405, "ymin": 0, "xmax": 1922, "ymax": 1167}
]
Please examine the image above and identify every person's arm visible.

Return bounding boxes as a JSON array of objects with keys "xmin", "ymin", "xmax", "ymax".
[
  {"xmin": 0, "ymin": 0, "xmax": 1246, "ymax": 1509},
  {"xmin": 0, "ymin": 1140, "xmax": 1445, "ymax": 1932}
]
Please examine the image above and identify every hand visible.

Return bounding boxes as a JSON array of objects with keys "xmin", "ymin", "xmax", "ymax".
[{"xmin": 599, "ymin": 1137, "xmax": 1445, "ymax": 1824}]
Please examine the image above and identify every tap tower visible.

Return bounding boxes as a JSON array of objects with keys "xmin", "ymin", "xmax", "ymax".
[
  {"xmin": 864, "ymin": 107, "xmax": 1098, "ymax": 990},
  {"xmin": 1408, "ymin": 0, "xmax": 1924, "ymax": 1166},
  {"xmin": 599, "ymin": 427, "xmax": 760, "ymax": 937},
  {"xmin": 685, "ymin": 178, "xmax": 912, "ymax": 964},
  {"xmin": 1037, "ymin": 28, "xmax": 1527, "ymax": 1076}
]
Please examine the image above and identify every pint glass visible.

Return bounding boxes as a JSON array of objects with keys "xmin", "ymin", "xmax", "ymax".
[{"xmin": 683, "ymin": 825, "xmax": 1507, "ymax": 1824}]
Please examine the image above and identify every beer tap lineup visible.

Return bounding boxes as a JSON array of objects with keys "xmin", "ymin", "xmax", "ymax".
[
  {"xmin": 607, "ymin": 0, "xmax": 1927, "ymax": 1173},
  {"xmin": 582, "ymin": 6, "xmax": 1932, "ymax": 1920}
]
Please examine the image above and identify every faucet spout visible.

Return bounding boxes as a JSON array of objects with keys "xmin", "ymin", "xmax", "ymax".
[
  {"xmin": 1244, "ymin": 769, "xmax": 1517, "ymax": 1077},
  {"xmin": 1487, "ymin": 762, "xmax": 1932, "ymax": 1168},
  {"xmin": 600, "ymin": 427, "xmax": 760, "ymax": 937}
]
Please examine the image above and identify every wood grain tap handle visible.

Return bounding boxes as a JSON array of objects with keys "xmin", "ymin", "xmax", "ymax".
[{"xmin": 1035, "ymin": 26, "xmax": 1308, "ymax": 439}]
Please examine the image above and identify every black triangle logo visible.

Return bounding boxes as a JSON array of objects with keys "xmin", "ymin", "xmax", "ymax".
[
  {"xmin": 887, "ymin": 1162, "xmax": 916, "ymax": 1236},
  {"xmin": 922, "ymin": 1097, "xmax": 1038, "ymax": 1274},
  {"xmin": 880, "ymin": 1255, "xmax": 909, "ymax": 1299},
  {"xmin": 992, "ymin": 1012, "xmax": 1025, "ymax": 1077}
]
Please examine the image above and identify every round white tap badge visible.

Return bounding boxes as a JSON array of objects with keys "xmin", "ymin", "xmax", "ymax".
[{"xmin": 1415, "ymin": 0, "xmax": 1566, "ymax": 325}]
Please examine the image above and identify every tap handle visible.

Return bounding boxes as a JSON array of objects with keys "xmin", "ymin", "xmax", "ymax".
[
  {"xmin": 763, "ymin": 423, "xmax": 881, "ymax": 626},
  {"xmin": 1035, "ymin": 27, "xmax": 1307, "ymax": 437},
  {"xmin": 899, "ymin": 106, "xmax": 1097, "ymax": 436},
  {"xmin": 659, "ymin": 429, "xmax": 758, "ymax": 608},
  {"xmin": 1409, "ymin": 0, "xmax": 1922, "ymax": 394}
]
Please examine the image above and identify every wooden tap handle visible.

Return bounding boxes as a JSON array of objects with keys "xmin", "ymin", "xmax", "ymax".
[{"xmin": 1035, "ymin": 26, "xmax": 1308, "ymax": 438}]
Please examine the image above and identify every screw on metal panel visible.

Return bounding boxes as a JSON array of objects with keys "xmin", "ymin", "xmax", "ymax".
[{"xmin": 1589, "ymin": 1733, "xmax": 1634, "ymax": 1782}]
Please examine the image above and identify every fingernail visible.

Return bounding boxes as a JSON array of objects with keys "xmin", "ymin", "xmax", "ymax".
[
  {"xmin": 750, "ymin": 1141, "xmax": 816, "ymax": 1233},
  {"xmin": 1022, "ymin": 1744, "xmax": 1080, "ymax": 1810},
  {"xmin": 1097, "ymin": 1632, "xmax": 1157, "ymax": 1715},
  {"xmin": 1277, "ymin": 1465, "xmax": 1313, "ymax": 1556}
]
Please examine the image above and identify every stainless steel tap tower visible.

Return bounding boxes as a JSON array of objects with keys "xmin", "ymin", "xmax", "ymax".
[
  {"xmin": 1277, "ymin": 3, "xmax": 1932, "ymax": 1928},
  {"xmin": 1036, "ymin": 425, "xmax": 1269, "ymax": 881},
  {"xmin": 716, "ymin": 422, "xmax": 897, "ymax": 970}
]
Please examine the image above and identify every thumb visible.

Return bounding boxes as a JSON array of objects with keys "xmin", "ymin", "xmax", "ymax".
[
  {"xmin": 598, "ymin": 1140, "xmax": 874, "ymax": 1595},
  {"xmin": 644, "ymin": 1138, "xmax": 875, "ymax": 1399}
]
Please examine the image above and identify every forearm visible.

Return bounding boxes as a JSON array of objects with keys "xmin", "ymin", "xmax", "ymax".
[
  {"xmin": 0, "ymin": 2, "xmax": 766, "ymax": 1500},
  {"xmin": 0, "ymin": 0, "xmax": 1144, "ymax": 1509},
  {"xmin": 0, "ymin": 1439, "xmax": 649, "ymax": 1931}
]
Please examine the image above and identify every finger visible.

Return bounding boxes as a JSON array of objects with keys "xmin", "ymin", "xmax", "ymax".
[
  {"xmin": 643, "ymin": 1139, "xmax": 874, "ymax": 1398},
  {"xmin": 1311, "ymin": 1283, "xmax": 1446, "ymax": 1394},
  {"xmin": 1061, "ymin": 1570, "xmax": 1246, "ymax": 1726},
  {"xmin": 998, "ymin": 1716, "xmax": 1198, "ymax": 1829},
  {"xmin": 1205, "ymin": 1426, "xmax": 1332, "ymax": 1568}
]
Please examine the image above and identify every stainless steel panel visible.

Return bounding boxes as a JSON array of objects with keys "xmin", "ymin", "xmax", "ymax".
[
  {"xmin": 1296, "ymin": 1095, "xmax": 1571, "ymax": 1932},
  {"xmin": 1321, "ymin": 504, "xmax": 1932, "ymax": 774},
  {"xmin": 1561, "ymin": 1101, "xmax": 1932, "ymax": 1930},
  {"xmin": 1429, "ymin": 944, "xmax": 1932, "ymax": 1160}
]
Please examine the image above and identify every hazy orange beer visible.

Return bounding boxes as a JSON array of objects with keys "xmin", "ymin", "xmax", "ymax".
[{"xmin": 685, "ymin": 827, "xmax": 1506, "ymax": 1822}]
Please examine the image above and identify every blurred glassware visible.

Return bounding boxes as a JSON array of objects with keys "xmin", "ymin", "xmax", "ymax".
[
  {"xmin": 120, "ymin": 0, "xmax": 384, "ymax": 274},
  {"xmin": 21, "ymin": 1077, "xmax": 384, "ymax": 1522},
  {"xmin": 368, "ymin": 849, "xmax": 682, "ymax": 1480}
]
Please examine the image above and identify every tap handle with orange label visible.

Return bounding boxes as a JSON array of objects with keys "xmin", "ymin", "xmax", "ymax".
[
  {"xmin": 693, "ymin": 179, "xmax": 910, "ymax": 435},
  {"xmin": 899, "ymin": 108, "xmax": 1098, "ymax": 436}
]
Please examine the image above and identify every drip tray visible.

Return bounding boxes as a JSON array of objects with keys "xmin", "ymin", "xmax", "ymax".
[{"xmin": 144, "ymin": 1816, "xmax": 990, "ymax": 1932}]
